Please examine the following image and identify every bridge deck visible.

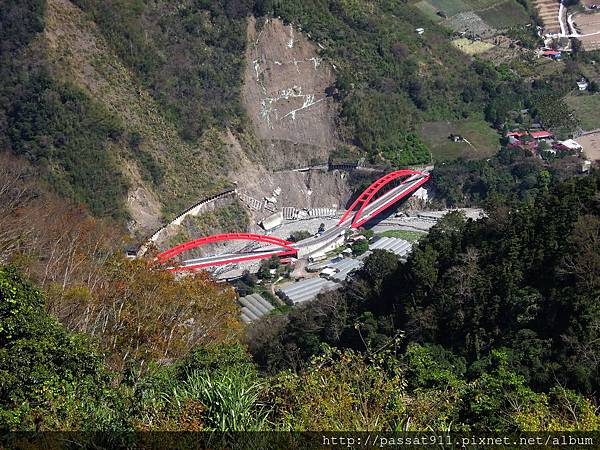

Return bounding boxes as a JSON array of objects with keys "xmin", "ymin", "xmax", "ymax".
[{"xmin": 172, "ymin": 174, "xmax": 429, "ymax": 271}]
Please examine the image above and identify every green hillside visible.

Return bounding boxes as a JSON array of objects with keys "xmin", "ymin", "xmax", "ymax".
[
  {"xmin": 1, "ymin": 171, "xmax": 599, "ymax": 432},
  {"xmin": 1, "ymin": 0, "xmax": 541, "ymax": 222}
]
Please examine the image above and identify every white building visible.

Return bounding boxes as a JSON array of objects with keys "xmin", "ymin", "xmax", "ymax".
[
  {"xmin": 582, "ymin": 160, "xmax": 592, "ymax": 173},
  {"xmin": 577, "ymin": 79, "xmax": 589, "ymax": 91},
  {"xmin": 260, "ymin": 211, "xmax": 283, "ymax": 230},
  {"xmin": 558, "ymin": 139, "xmax": 583, "ymax": 152}
]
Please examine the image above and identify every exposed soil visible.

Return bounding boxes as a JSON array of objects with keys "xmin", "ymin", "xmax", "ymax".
[
  {"xmin": 223, "ymin": 130, "xmax": 352, "ymax": 223},
  {"xmin": 232, "ymin": 17, "xmax": 353, "ymax": 224},
  {"xmin": 572, "ymin": 12, "xmax": 600, "ymax": 50},
  {"xmin": 122, "ymin": 160, "xmax": 163, "ymax": 234},
  {"xmin": 578, "ymin": 132, "xmax": 600, "ymax": 161},
  {"xmin": 241, "ymin": 17, "xmax": 340, "ymax": 170}
]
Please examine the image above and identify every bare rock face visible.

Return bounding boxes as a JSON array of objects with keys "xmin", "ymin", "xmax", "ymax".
[{"xmin": 242, "ymin": 17, "xmax": 339, "ymax": 169}]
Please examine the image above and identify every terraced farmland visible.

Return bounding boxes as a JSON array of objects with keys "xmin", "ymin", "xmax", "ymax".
[
  {"xmin": 534, "ymin": 0, "xmax": 561, "ymax": 34},
  {"xmin": 414, "ymin": 0, "xmax": 532, "ymax": 36},
  {"xmin": 478, "ymin": 1, "xmax": 530, "ymax": 29},
  {"xmin": 452, "ymin": 37, "xmax": 495, "ymax": 54},
  {"xmin": 572, "ymin": 12, "xmax": 600, "ymax": 50}
]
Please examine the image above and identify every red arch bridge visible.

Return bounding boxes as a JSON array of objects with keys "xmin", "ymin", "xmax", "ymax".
[{"xmin": 155, "ymin": 170, "xmax": 430, "ymax": 271}]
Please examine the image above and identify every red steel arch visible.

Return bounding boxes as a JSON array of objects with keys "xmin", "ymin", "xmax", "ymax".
[
  {"xmin": 155, "ymin": 233, "xmax": 297, "ymax": 271},
  {"xmin": 338, "ymin": 170, "xmax": 429, "ymax": 228}
]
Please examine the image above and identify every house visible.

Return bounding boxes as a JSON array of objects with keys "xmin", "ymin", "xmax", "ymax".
[
  {"xmin": 581, "ymin": 160, "xmax": 592, "ymax": 173},
  {"xmin": 508, "ymin": 136, "xmax": 538, "ymax": 154},
  {"xmin": 507, "ymin": 135, "xmax": 520, "ymax": 145},
  {"xmin": 542, "ymin": 50, "xmax": 562, "ymax": 60},
  {"xmin": 506, "ymin": 130, "xmax": 529, "ymax": 138},
  {"xmin": 555, "ymin": 139, "xmax": 583, "ymax": 152},
  {"xmin": 415, "ymin": 28, "xmax": 425, "ymax": 35},
  {"xmin": 577, "ymin": 79, "xmax": 589, "ymax": 91},
  {"xmin": 507, "ymin": 130, "xmax": 536, "ymax": 153},
  {"xmin": 530, "ymin": 130, "xmax": 553, "ymax": 140}
]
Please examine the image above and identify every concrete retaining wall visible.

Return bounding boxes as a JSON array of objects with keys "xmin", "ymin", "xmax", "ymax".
[{"xmin": 137, "ymin": 189, "xmax": 236, "ymax": 257}]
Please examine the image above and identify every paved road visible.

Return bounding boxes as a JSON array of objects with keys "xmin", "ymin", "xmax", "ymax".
[
  {"xmin": 293, "ymin": 173, "xmax": 427, "ymax": 253},
  {"xmin": 178, "ymin": 174, "xmax": 429, "ymax": 269},
  {"xmin": 181, "ymin": 249, "xmax": 283, "ymax": 268}
]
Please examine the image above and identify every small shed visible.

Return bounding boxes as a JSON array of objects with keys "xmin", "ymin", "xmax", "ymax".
[
  {"xmin": 260, "ymin": 211, "xmax": 284, "ymax": 230},
  {"xmin": 542, "ymin": 50, "xmax": 562, "ymax": 60},
  {"xmin": 577, "ymin": 79, "xmax": 589, "ymax": 91}
]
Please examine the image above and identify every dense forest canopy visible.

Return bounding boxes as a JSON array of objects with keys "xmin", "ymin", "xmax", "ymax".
[{"xmin": 432, "ymin": 146, "xmax": 584, "ymax": 207}]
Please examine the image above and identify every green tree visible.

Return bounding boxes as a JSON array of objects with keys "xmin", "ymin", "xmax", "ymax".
[
  {"xmin": 351, "ymin": 239, "xmax": 369, "ymax": 256},
  {"xmin": 0, "ymin": 266, "xmax": 113, "ymax": 430},
  {"xmin": 267, "ymin": 347, "xmax": 405, "ymax": 431},
  {"xmin": 288, "ymin": 230, "xmax": 312, "ymax": 242},
  {"xmin": 359, "ymin": 249, "xmax": 398, "ymax": 290}
]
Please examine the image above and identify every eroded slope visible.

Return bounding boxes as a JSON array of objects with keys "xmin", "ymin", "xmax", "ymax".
[{"xmin": 242, "ymin": 17, "xmax": 339, "ymax": 169}]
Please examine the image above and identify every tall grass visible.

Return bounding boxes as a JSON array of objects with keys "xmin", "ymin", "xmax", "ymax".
[{"xmin": 165, "ymin": 369, "xmax": 271, "ymax": 431}]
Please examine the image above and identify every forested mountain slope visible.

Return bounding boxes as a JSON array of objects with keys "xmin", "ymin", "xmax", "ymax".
[
  {"xmin": 1, "ymin": 0, "xmax": 536, "ymax": 230},
  {"xmin": 2, "ymin": 1, "xmax": 600, "ymax": 435}
]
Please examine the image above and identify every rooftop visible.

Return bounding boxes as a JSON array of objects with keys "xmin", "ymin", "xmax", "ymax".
[
  {"xmin": 370, "ymin": 237, "xmax": 413, "ymax": 258},
  {"xmin": 530, "ymin": 131, "xmax": 553, "ymax": 139},
  {"xmin": 558, "ymin": 139, "xmax": 582, "ymax": 150},
  {"xmin": 277, "ymin": 277, "xmax": 340, "ymax": 305},
  {"xmin": 239, "ymin": 293, "xmax": 275, "ymax": 324}
]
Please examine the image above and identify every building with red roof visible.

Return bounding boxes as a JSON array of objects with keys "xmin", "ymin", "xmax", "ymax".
[
  {"xmin": 508, "ymin": 137, "xmax": 538, "ymax": 154},
  {"xmin": 506, "ymin": 131, "xmax": 529, "ymax": 138},
  {"xmin": 542, "ymin": 50, "xmax": 562, "ymax": 60},
  {"xmin": 530, "ymin": 130, "xmax": 553, "ymax": 139}
]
